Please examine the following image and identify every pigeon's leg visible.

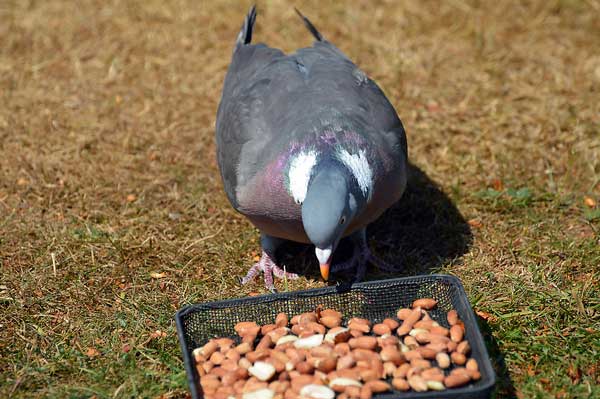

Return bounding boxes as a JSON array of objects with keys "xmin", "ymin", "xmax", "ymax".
[
  {"xmin": 240, "ymin": 234, "xmax": 298, "ymax": 292},
  {"xmin": 330, "ymin": 228, "xmax": 399, "ymax": 282}
]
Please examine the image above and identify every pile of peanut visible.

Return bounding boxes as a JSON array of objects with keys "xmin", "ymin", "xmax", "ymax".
[{"xmin": 193, "ymin": 298, "xmax": 481, "ymax": 399}]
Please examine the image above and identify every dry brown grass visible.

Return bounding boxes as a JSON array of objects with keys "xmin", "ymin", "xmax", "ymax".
[{"xmin": 1, "ymin": 0, "xmax": 599, "ymax": 397}]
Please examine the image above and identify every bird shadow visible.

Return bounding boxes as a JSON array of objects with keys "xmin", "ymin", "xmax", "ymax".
[{"xmin": 278, "ymin": 162, "xmax": 473, "ymax": 282}]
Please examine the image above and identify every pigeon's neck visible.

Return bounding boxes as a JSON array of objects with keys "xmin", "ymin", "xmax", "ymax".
[
  {"xmin": 287, "ymin": 147, "xmax": 372, "ymax": 205},
  {"xmin": 312, "ymin": 159, "xmax": 366, "ymax": 205}
]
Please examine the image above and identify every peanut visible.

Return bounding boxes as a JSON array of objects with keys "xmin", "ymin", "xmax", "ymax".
[
  {"xmin": 416, "ymin": 346, "xmax": 438, "ymax": 360},
  {"xmin": 198, "ymin": 340, "xmax": 218, "ymax": 358},
  {"xmin": 294, "ymin": 334, "xmax": 324, "ymax": 349},
  {"xmin": 235, "ymin": 321, "xmax": 260, "ymax": 337},
  {"xmin": 321, "ymin": 309, "xmax": 342, "ymax": 319},
  {"xmin": 307, "ymin": 321, "xmax": 326, "ymax": 335},
  {"xmin": 299, "ymin": 384, "xmax": 335, "ymax": 399},
  {"xmin": 466, "ymin": 358, "xmax": 479, "ymax": 371},
  {"xmin": 290, "ymin": 374, "xmax": 313, "ymax": 391},
  {"xmin": 242, "ymin": 388, "xmax": 275, "ymax": 399},
  {"xmin": 256, "ymin": 335, "xmax": 273, "ymax": 351},
  {"xmin": 407, "ymin": 375, "xmax": 428, "ymax": 392},
  {"xmin": 298, "ymin": 312, "xmax": 318, "ymax": 324},
  {"xmin": 210, "ymin": 350, "xmax": 225, "ymax": 365},
  {"xmin": 337, "ymin": 354, "xmax": 356, "ymax": 370},
  {"xmin": 320, "ymin": 316, "xmax": 342, "ymax": 328},
  {"xmin": 333, "ymin": 342, "xmax": 351, "ymax": 356},
  {"xmin": 382, "ymin": 318, "xmax": 399, "ymax": 330},
  {"xmin": 268, "ymin": 327, "xmax": 290, "ymax": 343},
  {"xmin": 414, "ymin": 319, "xmax": 437, "ymax": 330},
  {"xmin": 348, "ymin": 336, "xmax": 377, "ymax": 350},
  {"xmin": 392, "ymin": 377, "xmax": 410, "ymax": 391},
  {"xmin": 396, "ymin": 308, "xmax": 412, "ymax": 320},
  {"xmin": 295, "ymin": 361, "xmax": 314, "ymax": 374},
  {"xmin": 364, "ymin": 380, "xmax": 391, "ymax": 393},
  {"xmin": 273, "ymin": 335, "xmax": 295, "ymax": 348},
  {"xmin": 393, "ymin": 363, "xmax": 411, "ymax": 379},
  {"xmin": 348, "ymin": 320, "xmax": 370, "ymax": 334},
  {"xmin": 246, "ymin": 350, "xmax": 269, "ymax": 363},
  {"xmin": 325, "ymin": 327, "xmax": 351, "ymax": 344},
  {"xmin": 444, "ymin": 372, "xmax": 471, "ymax": 388},
  {"xmin": 456, "ymin": 340, "xmax": 471, "ymax": 355},
  {"xmin": 377, "ymin": 334, "xmax": 399, "ymax": 347},
  {"xmin": 261, "ymin": 324, "xmax": 277, "ymax": 335},
  {"xmin": 422, "ymin": 368, "xmax": 444, "ymax": 382},
  {"xmin": 411, "ymin": 358, "xmax": 432, "ymax": 370},
  {"xmin": 314, "ymin": 357, "xmax": 337, "ymax": 373},
  {"xmin": 467, "ymin": 369, "xmax": 481, "ymax": 380},
  {"xmin": 435, "ymin": 352, "xmax": 451, "ymax": 369},
  {"xmin": 451, "ymin": 351, "xmax": 467, "ymax": 366},
  {"xmin": 426, "ymin": 380, "xmax": 446, "ymax": 391},
  {"xmin": 329, "ymin": 377, "xmax": 362, "ymax": 391},
  {"xmin": 372, "ymin": 323, "xmax": 391, "ymax": 335},
  {"xmin": 450, "ymin": 324, "xmax": 464, "ymax": 343},
  {"xmin": 412, "ymin": 298, "xmax": 437, "ymax": 310},
  {"xmin": 380, "ymin": 346, "xmax": 404, "ymax": 365},
  {"xmin": 275, "ymin": 313, "xmax": 288, "ymax": 328},
  {"xmin": 248, "ymin": 361, "xmax": 276, "ymax": 381},
  {"xmin": 383, "ymin": 361, "xmax": 397, "ymax": 377},
  {"xmin": 447, "ymin": 309, "xmax": 459, "ymax": 325},
  {"xmin": 430, "ymin": 326, "xmax": 450, "ymax": 337},
  {"xmin": 269, "ymin": 380, "xmax": 290, "ymax": 394},
  {"xmin": 397, "ymin": 308, "xmax": 422, "ymax": 336}
]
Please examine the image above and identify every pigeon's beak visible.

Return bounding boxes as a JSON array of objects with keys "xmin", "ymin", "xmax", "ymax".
[
  {"xmin": 315, "ymin": 246, "xmax": 333, "ymax": 281},
  {"xmin": 319, "ymin": 263, "xmax": 330, "ymax": 281}
]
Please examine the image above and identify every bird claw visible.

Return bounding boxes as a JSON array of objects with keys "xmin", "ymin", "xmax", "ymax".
[
  {"xmin": 272, "ymin": 264, "xmax": 299, "ymax": 280},
  {"xmin": 240, "ymin": 250, "xmax": 297, "ymax": 291}
]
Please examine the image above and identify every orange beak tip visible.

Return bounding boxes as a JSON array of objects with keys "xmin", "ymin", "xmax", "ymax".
[{"xmin": 320, "ymin": 263, "xmax": 330, "ymax": 281}]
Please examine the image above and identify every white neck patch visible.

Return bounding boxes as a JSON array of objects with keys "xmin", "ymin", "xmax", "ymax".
[
  {"xmin": 337, "ymin": 149, "xmax": 373, "ymax": 199},
  {"xmin": 288, "ymin": 151, "xmax": 318, "ymax": 204}
]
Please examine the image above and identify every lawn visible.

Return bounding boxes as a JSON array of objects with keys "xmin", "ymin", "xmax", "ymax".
[{"xmin": 1, "ymin": 0, "xmax": 599, "ymax": 398}]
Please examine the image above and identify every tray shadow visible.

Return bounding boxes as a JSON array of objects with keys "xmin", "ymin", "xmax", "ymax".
[
  {"xmin": 478, "ymin": 315, "xmax": 517, "ymax": 398},
  {"xmin": 278, "ymin": 162, "xmax": 473, "ymax": 282}
]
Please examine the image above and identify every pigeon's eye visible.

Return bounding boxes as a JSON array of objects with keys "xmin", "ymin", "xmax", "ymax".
[{"xmin": 340, "ymin": 216, "xmax": 346, "ymax": 225}]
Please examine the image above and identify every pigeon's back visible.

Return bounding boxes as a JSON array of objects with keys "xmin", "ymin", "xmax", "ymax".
[{"xmin": 216, "ymin": 7, "xmax": 407, "ymax": 241}]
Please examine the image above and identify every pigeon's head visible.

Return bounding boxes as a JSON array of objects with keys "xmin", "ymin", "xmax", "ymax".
[{"xmin": 301, "ymin": 159, "xmax": 366, "ymax": 281}]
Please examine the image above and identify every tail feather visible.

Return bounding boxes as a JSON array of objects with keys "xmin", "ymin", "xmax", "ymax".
[
  {"xmin": 294, "ymin": 8, "xmax": 324, "ymax": 42},
  {"xmin": 236, "ymin": 5, "xmax": 257, "ymax": 47}
]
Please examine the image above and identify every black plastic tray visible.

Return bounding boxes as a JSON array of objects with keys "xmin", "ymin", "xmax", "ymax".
[{"xmin": 176, "ymin": 274, "xmax": 496, "ymax": 398}]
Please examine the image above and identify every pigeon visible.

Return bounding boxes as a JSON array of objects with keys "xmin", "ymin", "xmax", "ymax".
[{"xmin": 215, "ymin": 6, "xmax": 408, "ymax": 291}]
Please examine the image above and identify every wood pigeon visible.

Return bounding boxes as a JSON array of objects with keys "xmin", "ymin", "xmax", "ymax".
[{"xmin": 215, "ymin": 6, "xmax": 408, "ymax": 291}]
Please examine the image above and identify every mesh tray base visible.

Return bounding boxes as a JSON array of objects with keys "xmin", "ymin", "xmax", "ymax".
[{"xmin": 176, "ymin": 274, "xmax": 495, "ymax": 399}]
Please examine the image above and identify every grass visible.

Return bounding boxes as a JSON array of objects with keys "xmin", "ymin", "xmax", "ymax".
[{"xmin": 1, "ymin": 0, "xmax": 599, "ymax": 397}]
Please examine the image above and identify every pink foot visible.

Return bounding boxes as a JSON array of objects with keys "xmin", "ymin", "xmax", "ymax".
[{"xmin": 240, "ymin": 251, "xmax": 299, "ymax": 292}]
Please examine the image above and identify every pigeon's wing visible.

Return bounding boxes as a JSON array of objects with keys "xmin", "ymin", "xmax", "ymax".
[
  {"xmin": 216, "ymin": 43, "xmax": 285, "ymax": 209},
  {"xmin": 216, "ymin": 7, "xmax": 287, "ymax": 209},
  {"xmin": 298, "ymin": 42, "xmax": 408, "ymax": 160},
  {"xmin": 292, "ymin": 9, "xmax": 407, "ymax": 160}
]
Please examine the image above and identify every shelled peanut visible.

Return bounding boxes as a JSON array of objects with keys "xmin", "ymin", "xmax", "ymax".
[{"xmin": 192, "ymin": 300, "xmax": 481, "ymax": 399}]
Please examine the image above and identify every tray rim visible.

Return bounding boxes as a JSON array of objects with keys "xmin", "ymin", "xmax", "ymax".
[{"xmin": 175, "ymin": 274, "xmax": 497, "ymax": 399}]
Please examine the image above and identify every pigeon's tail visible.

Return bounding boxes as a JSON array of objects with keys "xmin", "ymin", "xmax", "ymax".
[
  {"xmin": 294, "ymin": 8, "xmax": 324, "ymax": 42},
  {"xmin": 236, "ymin": 5, "xmax": 257, "ymax": 47}
]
